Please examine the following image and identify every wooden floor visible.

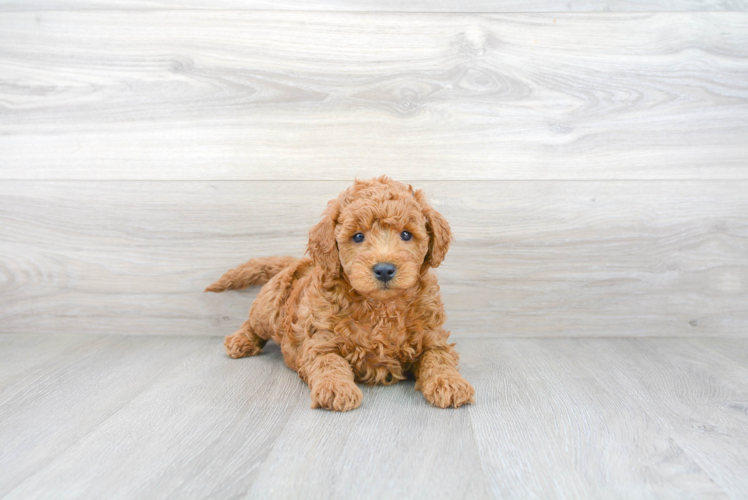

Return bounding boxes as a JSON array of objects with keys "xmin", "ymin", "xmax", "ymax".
[
  {"xmin": 0, "ymin": 333, "xmax": 746, "ymax": 499},
  {"xmin": 1, "ymin": 1, "xmax": 747, "ymax": 498}
]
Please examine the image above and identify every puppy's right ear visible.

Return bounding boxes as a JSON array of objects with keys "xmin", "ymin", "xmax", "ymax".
[
  {"xmin": 306, "ymin": 198, "xmax": 342, "ymax": 278},
  {"xmin": 414, "ymin": 189, "xmax": 453, "ymax": 270}
]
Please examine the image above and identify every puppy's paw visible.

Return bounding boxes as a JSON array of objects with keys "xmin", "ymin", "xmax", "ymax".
[
  {"xmin": 224, "ymin": 332, "xmax": 262, "ymax": 358},
  {"xmin": 419, "ymin": 373, "xmax": 475, "ymax": 409},
  {"xmin": 310, "ymin": 379, "xmax": 363, "ymax": 412}
]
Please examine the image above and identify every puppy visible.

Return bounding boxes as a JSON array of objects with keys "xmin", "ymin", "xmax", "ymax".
[{"xmin": 206, "ymin": 176, "xmax": 474, "ymax": 411}]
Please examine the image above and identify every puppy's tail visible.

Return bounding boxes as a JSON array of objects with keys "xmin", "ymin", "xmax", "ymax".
[{"xmin": 205, "ymin": 256, "xmax": 297, "ymax": 292}]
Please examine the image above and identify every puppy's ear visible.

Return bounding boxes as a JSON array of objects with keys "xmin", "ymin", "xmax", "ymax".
[
  {"xmin": 415, "ymin": 190, "xmax": 453, "ymax": 269},
  {"xmin": 307, "ymin": 198, "xmax": 342, "ymax": 277}
]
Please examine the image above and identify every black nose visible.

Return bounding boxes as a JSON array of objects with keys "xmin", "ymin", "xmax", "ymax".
[{"xmin": 372, "ymin": 262, "xmax": 396, "ymax": 283}]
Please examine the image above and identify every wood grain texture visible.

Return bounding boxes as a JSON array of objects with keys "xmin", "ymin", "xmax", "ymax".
[
  {"xmin": 3, "ymin": 338, "xmax": 304, "ymax": 499},
  {"xmin": 1, "ymin": 11, "xmax": 747, "ymax": 180},
  {"xmin": 2, "ymin": 335, "xmax": 747, "ymax": 499},
  {"xmin": 461, "ymin": 338, "xmax": 734, "ymax": 499},
  {"xmin": 560, "ymin": 338, "xmax": 748, "ymax": 499},
  {"xmin": 245, "ymin": 378, "xmax": 491, "ymax": 500},
  {"xmin": 1, "ymin": 0, "xmax": 747, "ymax": 11},
  {"xmin": 0, "ymin": 333, "xmax": 97, "ymax": 404},
  {"xmin": 0, "ymin": 334, "xmax": 216, "ymax": 497},
  {"xmin": 2, "ymin": 180, "xmax": 746, "ymax": 337}
]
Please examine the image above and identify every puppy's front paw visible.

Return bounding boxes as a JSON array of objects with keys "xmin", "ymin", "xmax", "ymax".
[
  {"xmin": 224, "ymin": 332, "xmax": 262, "ymax": 358},
  {"xmin": 310, "ymin": 379, "xmax": 363, "ymax": 412},
  {"xmin": 419, "ymin": 373, "xmax": 475, "ymax": 408}
]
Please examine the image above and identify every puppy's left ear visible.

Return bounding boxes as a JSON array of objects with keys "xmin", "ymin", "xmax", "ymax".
[
  {"xmin": 415, "ymin": 190, "xmax": 453, "ymax": 269},
  {"xmin": 306, "ymin": 198, "xmax": 342, "ymax": 278}
]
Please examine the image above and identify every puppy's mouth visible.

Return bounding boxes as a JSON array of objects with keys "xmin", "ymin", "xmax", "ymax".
[
  {"xmin": 376, "ymin": 277, "xmax": 402, "ymax": 292},
  {"xmin": 348, "ymin": 279, "xmax": 400, "ymax": 299},
  {"xmin": 370, "ymin": 281, "xmax": 405, "ymax": 298},
  {"xmin": 346, "ymin": 262, "xmax": 415, "ymax": 298}
]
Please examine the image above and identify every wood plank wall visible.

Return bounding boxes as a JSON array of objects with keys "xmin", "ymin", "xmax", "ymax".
[{"xmin": 1, "ymin": 2, "xmax": 746, "ymax": 337}]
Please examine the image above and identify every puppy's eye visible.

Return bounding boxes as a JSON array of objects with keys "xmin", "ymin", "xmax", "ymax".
[
  {"xmin": 400, "ymin": 231, "xmax": 412, "ymax": 241},
  {"xmin": 352, "ymin": 232, "xmax": 365, "ymax": 243}
]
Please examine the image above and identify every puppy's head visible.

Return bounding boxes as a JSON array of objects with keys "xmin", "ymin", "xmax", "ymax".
[{"xmin": 307, "ymin": 176, "xmax": 452, "ymax": 299}]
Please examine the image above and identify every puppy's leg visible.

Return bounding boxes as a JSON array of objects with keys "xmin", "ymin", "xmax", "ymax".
[
  {"xmin": 224, "ymin": 319, "xmax": 267, "ymax": 358},
  {"xmin": 302, "ymin": 352, "xmax": 363, "ymax": 412},
  {"xmin": 414, "ymin": 344, "xmax": 475, "ymax": 409},
  {"xmin": 224, "ymin": 269, "xmax": 286, "ymax": 359}
]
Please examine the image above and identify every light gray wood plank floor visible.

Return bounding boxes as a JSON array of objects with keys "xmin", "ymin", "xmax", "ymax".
[{"xmin": 1, "ymin": 334, "xmax": 746, "ymax": 499}]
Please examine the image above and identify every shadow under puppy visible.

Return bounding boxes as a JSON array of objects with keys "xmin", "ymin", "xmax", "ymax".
[{"xmin": 206, "ymin": 176, "xmax": 475, "ymax": 411}]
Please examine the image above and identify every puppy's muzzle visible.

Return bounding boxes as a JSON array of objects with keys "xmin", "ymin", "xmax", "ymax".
[{"xmin": 372, "ymin": 262, "xmax": 396, "ymax": 283}]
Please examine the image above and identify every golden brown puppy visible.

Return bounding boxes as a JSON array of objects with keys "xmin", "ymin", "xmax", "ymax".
[{"xmin": 206, "ymin": 176, "xmax": 474, "ymax": 411}]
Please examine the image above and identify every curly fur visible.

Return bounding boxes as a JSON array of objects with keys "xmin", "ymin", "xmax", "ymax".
[{"xmin": 207, "ymin": 176, "xmax": 475, "ymax": 411}]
